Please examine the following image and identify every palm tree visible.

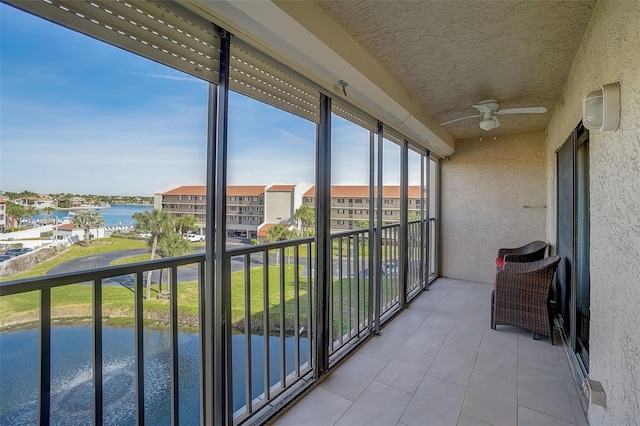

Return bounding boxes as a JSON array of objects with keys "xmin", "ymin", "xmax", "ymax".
[
  {"xmin": 156, "ymin": 232, "xmax": 191, "ymax": 297},
  {"xmin": 133, "ymin": 209, "xmax": 174, "ymax": 300},
  {"xmin": 43, "ymin": 206, "xmax": 55, "ymax": 224},
  {"xmin": 71, "ymin": 210, "xmax": 105, "ymax": 247},
  {"xmin": 5, "ymin": 202, "xmax": 25, "ymax": 228},
  {"xmin": 294, "ymin": 205, "xmax": 315, "ymax": 237},
  {"xmin": 24, "ymin": 206, "xmax": 38, "ymax": 225},
  {"xmin": 267, "ymin": 224, "xmax": 295, "ymax": 266},
  {"xmin": 174, "ymin": 214, "xmax": 199, "ymax": 236}
]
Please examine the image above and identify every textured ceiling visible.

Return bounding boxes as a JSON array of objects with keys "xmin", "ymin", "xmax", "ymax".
[{"xmin": 315, "ymin": 0, "xmax": 596, "ymax": 140}]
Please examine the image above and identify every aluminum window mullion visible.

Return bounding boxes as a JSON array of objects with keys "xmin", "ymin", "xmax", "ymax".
[
  {"xmin": 314, "ymin": 93, "xmax": 331, "ymax": 376},
  {"xmin": 134, "ymin": 271, "xmax": 145, "ymax": 426},
  {"xmin": 39, "ymin": 287, "xmax": 51, "ymax": 426},
  {"xmin": 170, "ymin": 266, "xmax": 180, "ymax": 426},
  {"xmin": 92, "ymin": 279, "xmax": 103, "ymax": 425},
  {"xmin": 374, "ymin": 121, "xmax": 383, "ymax": 334}
]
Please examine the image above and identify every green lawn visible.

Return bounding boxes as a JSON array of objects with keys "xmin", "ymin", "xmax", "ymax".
[
  {"xmin": 0, "ymin": 236, "xmax": 385, "ymax": 335},
  {"xmin": 0, "ymin": 238, "xmax": 149, "ymax": 282}
]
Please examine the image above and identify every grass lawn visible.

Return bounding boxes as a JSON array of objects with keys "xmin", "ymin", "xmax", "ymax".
[
  {"xmin": 0, "ymin": 238, "xmax": 149, "ymax": 282},
  {"xmin": 0, "ymin": 236, "xmax": 387, "ymax": 335}
]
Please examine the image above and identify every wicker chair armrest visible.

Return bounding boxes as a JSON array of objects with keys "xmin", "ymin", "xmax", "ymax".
[
  {"xmin": 503, "ymin": 259, "xmax": 545, "ymax": 272},
  {"xmin": 504, "ymin": 250, "xmax": 546, "ymax": 264},
  {"xmin": 494, "ymin": 269, "xmax": 550, "ymax": 298},
  {"xmin": 497, "ymin": 247, "xmax": 522, "ymax": 258},
  {"xmin": 498, "ymin": 241, "xmax": 547, "ymax": 259}
]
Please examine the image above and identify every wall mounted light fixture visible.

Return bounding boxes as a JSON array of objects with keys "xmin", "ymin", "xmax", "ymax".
[{"xmin": 582, "ymin": 82, "xmax": 620, "ymax": 131}]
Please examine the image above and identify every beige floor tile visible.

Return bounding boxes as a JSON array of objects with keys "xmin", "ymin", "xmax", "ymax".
[
  {"xmin": 319, "ymin": 352, "xmax": 387, "ymax": 401},
  {"xmin": 518, "ymin": 335, "xmax": 563, "ymax": 374},
  {"xmin": 474, "ymin": 337, "xmax": 518, "ymax": 380},
  {"xmin": 427, "ymin": 343, "xmax": 477, "ymax": 386},
  {"xmin": 457, "ymin": 414, "xmax": 493, "ymax": 426},
  {"xmin": 384, "ymin": 309, "xmax": 428, "ymax": 336},
  {"xmin": 518, "ymin": 406, "xmax": 577, "ymax": 426},
  {"xmin": 335, "ymin": 380, "xmax": 411, "ymax": 426},
  {"xmin": 358, "ymin": 329, "xmax": 409, "ymax": 362},
  {"xmin": 376, "ymin": 348, "xmax": 431, "ymax": 393},
  {"xmin": 518, "ymin": 363, "xmax": 577, "ymax": 423},
  {"xmin": 272, "ymin": 387, "xmax": 352, "ymax": 426},
  {"xmin": 399, "ymin": 375, "xmax": 466, "ymax": 426},
  {"xmin": 461, "ymin": 369, "xmax": 518, "ymax": 426},
  {"xmin": 403, "ymin": 323, "xmax": 449, "ymax": 359},
  {"xmin": 443, "ymin": 322, "xmax": 484, "ymax": 352}
]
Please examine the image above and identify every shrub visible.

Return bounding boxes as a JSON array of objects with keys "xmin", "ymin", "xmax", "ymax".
[{"xmin": 250, "ymin": 239, "xmax": 258, "ymax": 245}]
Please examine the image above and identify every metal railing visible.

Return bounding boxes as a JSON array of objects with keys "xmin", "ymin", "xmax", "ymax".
[
  {"xmin": 0, "ymin": 254, "xmax": 206, "ymax": 425},
  {"xmin": 0, "ymin": 218, "xmax": 435, "ymax": 425},
  {"xmin": 328, "ymin": 229, "xmax": 372, "ymax": 356},
  {"xmin": 225, "ymin": 238, "xmax": 314, "ymax": 423}
]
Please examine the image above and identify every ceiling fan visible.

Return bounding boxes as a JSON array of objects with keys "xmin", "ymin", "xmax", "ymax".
[{"xmin": 441, "ymin": 99, "xmax": 547, "ymax": 131}]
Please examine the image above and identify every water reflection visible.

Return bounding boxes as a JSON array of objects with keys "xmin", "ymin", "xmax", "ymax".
[{"xmin": 0, "ymin": 326, "xmax": 307, "ymax": 425}]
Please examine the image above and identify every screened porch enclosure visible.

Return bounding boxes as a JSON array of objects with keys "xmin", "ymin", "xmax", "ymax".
[{"xmin": 1, "ymin": 1, "xmax": 440, "ymax": 425}]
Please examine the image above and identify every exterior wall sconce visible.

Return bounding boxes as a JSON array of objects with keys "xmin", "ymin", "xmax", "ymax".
[{"xmin": 582, "ymin": 82, "xmax": 620, "ymax": 131}]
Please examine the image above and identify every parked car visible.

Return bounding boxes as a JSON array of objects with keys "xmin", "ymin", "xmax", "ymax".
[
  {"xmin": 0, "ymin": 255, "xmax": 15, "ymax": 263},
  {"xmin": 4, "ymin": 248, "xmax": 32, "ymax": 256},
  {"xmin": 185, "ymin": 234, "xmax": 205, "ymax": 242}
]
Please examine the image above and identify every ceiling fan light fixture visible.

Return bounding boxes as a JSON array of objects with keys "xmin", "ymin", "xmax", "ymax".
[{"xmin": 479, "ymin": 119, "xmax": 497, "ymax": 131}]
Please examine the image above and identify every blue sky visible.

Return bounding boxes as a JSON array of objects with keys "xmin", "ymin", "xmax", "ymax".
[{"xmin": 1, "ymin": 4, "xmax": 417, "ymax": 197}]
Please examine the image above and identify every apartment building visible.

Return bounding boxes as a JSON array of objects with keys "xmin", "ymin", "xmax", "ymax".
[
  {"xmin": 155, "ymin": 185, "xmax": 207, "ymax": 233},
  {"xmin": 157, "ymin": 184, "xmax": 422, "ymax": 237},
  {"xmin": 156, "ymin": 185, "xmax": 266, "ymax": 238},
  {"xmin": 302, "ymin": 186, "xmax": 425, "ymax": 232}
]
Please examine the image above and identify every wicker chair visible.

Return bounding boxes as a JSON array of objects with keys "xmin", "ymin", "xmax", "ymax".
[
  {"xmin": 491, "ymin": 255, "xmax": 561, "ymax": 343},
  {"xmin": 495, "ymin": 240, "xmax": 548, "ymax": 269}
]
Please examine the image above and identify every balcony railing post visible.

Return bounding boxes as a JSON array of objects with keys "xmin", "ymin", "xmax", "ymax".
[
  {"xmin": 367, "ymin": 131, "xmax": 374, "ymax": 331},
  {"xmin": 314, "ymin": 93, "xmax": 331, "ymax": 376},
  {"xmin": 213, "ymin": 26, "xmax": 232, "ymax": 425},
  {"xmin": 39, "ymin": 288, "xmax": 51, "ymax": 426},
  {"xmin": 399, "ymin": 140, "xmax": 409, "ymax": 307},
  {"xmin": 374, "ymin": 121, "xmax": 383, "ymax": 334}
]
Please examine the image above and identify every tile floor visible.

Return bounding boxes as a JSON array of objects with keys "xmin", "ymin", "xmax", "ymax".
[{"xmin": 272, "ymin": 278, "xmax": 588, "ymax": 426}]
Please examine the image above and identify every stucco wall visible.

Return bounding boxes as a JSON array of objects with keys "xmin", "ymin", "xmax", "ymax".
[
  {"xmin": 440, "ymin": 131, "xmax": 546, "ymax": 283},
  {"xmin": 544, "ymin": 2, "xmax": 640, "ymax": 424}
]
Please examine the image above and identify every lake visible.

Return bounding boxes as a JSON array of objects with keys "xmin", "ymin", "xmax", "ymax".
[
  {"xmin": 34, "ymin": 205, "xmax": 153, "ymax": 227},
  {"xmin": 0, "ymin": 326, "xmax": 308, "ymax": 425}
]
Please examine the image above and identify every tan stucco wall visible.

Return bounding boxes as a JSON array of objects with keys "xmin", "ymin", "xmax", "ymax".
[
  {"xmin": 441, "ymin": 132, "xmax": 546, "ymax": 283},
  {"xmin": 544, "ymin": 2, "xmax": 640, "ymax": 424}
]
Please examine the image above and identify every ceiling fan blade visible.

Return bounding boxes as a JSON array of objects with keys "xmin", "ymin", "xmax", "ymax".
[
  {"xmin": 440, "ymin": 113, "xmax": 483, "ymax": 126},
  {"xmin": 493, "ymin": 116, "xmax": 501, "ymax": 128},
  {"xmin": 496, "ymin": 107, "xmax": 547, "ymax": 115}
]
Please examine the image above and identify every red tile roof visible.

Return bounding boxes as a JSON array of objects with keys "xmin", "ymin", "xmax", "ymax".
[
  {"xmin": 303, "ymin": 186, "xmax": 424, "ymax": 198},
  {"xmin": 0, "ymin": 198, "xmax": 6, "ymax": 204},
  {"xmin": 227, "ymin": 186, "xmax": 265, "ymax": 196},
  {"xmin": 162, "ymin": 186, "xmax": 206, "ymax": 196},
  {"xmin": 257, "ymin": 223, "xmax": 285, "ymax": 237},
  {"xmin": 57, "ymin": 224, "xmax": 77, "ymax": 230},
  {"xmin": 267, "ymin": 185, "xmax": 296, "ymax": 192}
]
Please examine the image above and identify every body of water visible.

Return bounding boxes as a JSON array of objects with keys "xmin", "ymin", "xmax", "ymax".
[
  {"xmin": 34, "ymin": 205, "xmax": 153, "ymax": 227},
  {"xmin": 0, "ymin": 326, "xmax": 308, "ymax": 425}
]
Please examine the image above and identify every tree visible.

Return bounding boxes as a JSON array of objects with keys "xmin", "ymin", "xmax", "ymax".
[
  {"xmin": 72, "ymin": 210, "xmax": 105, "ymax": 247},
  {"xmin": 24, "ymin": 206, "xmax": 38, "ymax": 225},
  {"xmin": 156, "ymin": 232, "xmax": 191, "ymax": 297},
  {"xmin": 294, "ymin": 205, "xmax": 315, "ymax": 237},
  {"xmin": 133, "ymin": 209, "xmax": 174, "ymax": 300},
  {"xmin": 408, "ymin": 211, "xmax": 422, "ymax": 222},
  {"xmin": 267, "ymin": 224, "xmax": 296, "ymax": 266},
  {"xmin": 5, "ymin": 202, "xmax": 25, "ymax": 228},
  {"xmin": 174, "ymin": 214, "xmax": 199, "ymax": 236},
  {"xmin": 43, "ymin": 206, "xmax": 55, "ymax": 224},
  {"xmin": 356, "ymin": 220, "xmax": 369, "ymax": 230}
]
